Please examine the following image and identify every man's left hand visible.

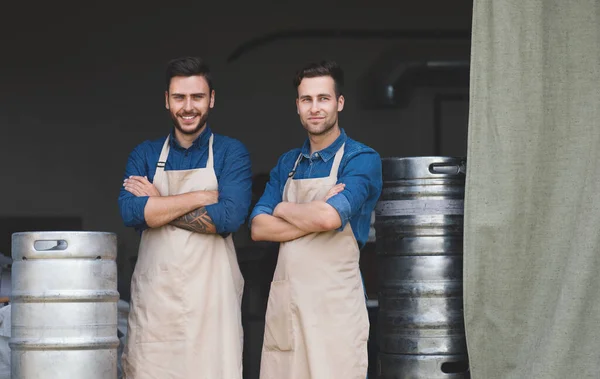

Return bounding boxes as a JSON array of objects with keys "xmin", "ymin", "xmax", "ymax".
[
  {"xmin": 324, "ymin": 183, "xmax": 345, "ymax": 201},
  {"xmin": 123, "ymin": 176, "xmax": 161, "ymax": 197}
]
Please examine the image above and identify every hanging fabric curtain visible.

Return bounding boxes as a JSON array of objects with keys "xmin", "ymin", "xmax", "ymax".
[{"xmin": 463, "ymin": 1, "xmax": 600, "ymax": 378}]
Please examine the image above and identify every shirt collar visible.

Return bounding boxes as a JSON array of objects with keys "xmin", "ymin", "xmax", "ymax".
[
  {"xmin": 169, "ymin": 125, "xmax": 212, "ymax": 150},
  {"xmin": 300, "ymin": 128, "xmax": 347, "ymax": 162}
]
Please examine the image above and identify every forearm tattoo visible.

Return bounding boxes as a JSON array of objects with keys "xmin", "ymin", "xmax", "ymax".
[{"xmin": 169, "ymin": 207, "xmax": 216, "ymax": 234}]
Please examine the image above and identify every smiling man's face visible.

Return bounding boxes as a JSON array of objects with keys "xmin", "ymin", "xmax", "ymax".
[{"xmin": 165, "ymin": 75, "xmax": 214, "ymax": 136}]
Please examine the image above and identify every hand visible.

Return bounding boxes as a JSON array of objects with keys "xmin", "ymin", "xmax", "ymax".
[
  {"xmin": 324, "ymin": 183, "xmax": 345, "ymax": 201},
  {"xmin": 273, "ymin": 202, "xmax": 284, "ymax": 218},
  {"xmin": 123, "ymin": 176, "xmax": 161, "ymax": 197},
  {"xmin": 195, "ymin": 190, "xmax": 219, "ymax": 205}
]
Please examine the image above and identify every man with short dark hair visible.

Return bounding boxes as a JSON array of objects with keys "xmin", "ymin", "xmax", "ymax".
[
  {"xmin": 250, "ymin": 60, "xmax": 382, "ymax": 379},
  {"xmin": 118, "ymin": 56, "xmax": 251, "ymax": 379}
]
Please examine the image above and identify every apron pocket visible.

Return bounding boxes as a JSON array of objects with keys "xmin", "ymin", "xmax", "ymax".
[
  {"xmin": 131, "ymin": 267, "xmax": 186, "ymax": 343},
  {"xmin": 263, "ymin": 280, "xmax": 294, "ymax": 351}
]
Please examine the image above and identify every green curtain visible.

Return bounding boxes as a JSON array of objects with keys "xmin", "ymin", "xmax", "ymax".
[{"xmin": 463, "ymin": 1, "xmax": 600, "ymax": 378}]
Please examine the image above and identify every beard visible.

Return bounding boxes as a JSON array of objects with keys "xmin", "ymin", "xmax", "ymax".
[
  {"xmin": 300, "ymin": 115, "xmax": 338, "ymax": 136},
  {"xmin": 170, "ymin": 110, "xmax": 210, "ymax": 135}
]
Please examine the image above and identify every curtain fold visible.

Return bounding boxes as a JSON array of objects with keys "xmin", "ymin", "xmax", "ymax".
[{"xmin": 464, "ymin": 1, "xmax": 600, "ymax": 378}]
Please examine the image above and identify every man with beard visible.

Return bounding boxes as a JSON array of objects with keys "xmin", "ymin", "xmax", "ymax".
[
  {"xmin": 250, "ymin": 60, "xmax": 382, "ymax": 379},
  {"xmin": 118, "ymin": 56, "xmax": 251, "ymax": 379}
]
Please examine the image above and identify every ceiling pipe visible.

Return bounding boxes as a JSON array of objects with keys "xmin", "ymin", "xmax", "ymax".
[{"xmin": 357, "ymin": 40, "xmax": 471, "ymax": 109}]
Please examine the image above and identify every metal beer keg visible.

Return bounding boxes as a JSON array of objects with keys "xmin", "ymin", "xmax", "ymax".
[
  {"xmin": 11, "ymin": 231, "xmax": 119, "ymax": 379},
  {"xmin": 375, "ymin": 157, "xmax": 469, "ymax": 379}
]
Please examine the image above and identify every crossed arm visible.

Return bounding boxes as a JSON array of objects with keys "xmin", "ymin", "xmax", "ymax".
[
  {"xmin": 123, "ymin": 176, "xmax": 217, "ymax": 234},
  {"xmin": 250, "ymin": 184, "xmax": 344, "ymax": 242}
]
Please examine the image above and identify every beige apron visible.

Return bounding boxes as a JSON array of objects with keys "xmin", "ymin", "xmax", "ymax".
[
  {"xmin": 260, "ymin": 143, "xmax": 369, "ymax": 379},
  {"xmin": 122, "ymin": 134, "xmax": 244, "ymax": 379}
]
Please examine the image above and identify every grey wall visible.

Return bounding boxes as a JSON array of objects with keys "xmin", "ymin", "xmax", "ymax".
[{"xmin": 0, "ymin": 2, "xmax": 472, "ymax": 294}]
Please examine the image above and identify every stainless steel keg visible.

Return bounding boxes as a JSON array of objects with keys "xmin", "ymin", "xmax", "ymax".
[
  {"xmin": 11, "ymin": 231, "xmax": 119, "ymax": 379},
  {"xmin": 375, "ymin": 157, "xmax": 469, "ymax": 379}
]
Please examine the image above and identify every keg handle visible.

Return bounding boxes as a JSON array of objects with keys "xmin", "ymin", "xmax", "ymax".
[
  {"xmin": 441, "ymin": 360, "xmax": 470, "ymax": 374},
  {"xmin": 33, "ymin": 240, "xmax": 68, "ymax": 251},
  {"xmin": 429, "ymin": 161, "xmax": 467, "ymax": 175}
]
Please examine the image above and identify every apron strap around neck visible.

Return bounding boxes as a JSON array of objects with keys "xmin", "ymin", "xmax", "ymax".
[
  {"xmin": 329, "ymin": 142, "xmax": 345, "ymax": 177},
  {"xmin": 288, "ymin": 153, "xmax": 303, "ymax": 178},
  {"xmin": 156, "ymin": 135, "xmax": 171, "ymax": 169},
  {"xmin": 206, "ymin": 134, "xmax": 214, "ymax": 169},
  {"xmin": 156, "ymin": 133, "xmax": 214, "ymax": 169},
  {"xmin": 288, "ymin": 142, "xmax": 346, "ymax": 179}
]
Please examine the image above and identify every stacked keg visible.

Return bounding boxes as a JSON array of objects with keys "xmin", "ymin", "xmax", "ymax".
[
  {"xmin": 374, "ymin": 157, "xmax": 470, "ymax": 379},
  {"xmin": 10, "ymin": 231, "xmax": 119, "ymax": 379}
]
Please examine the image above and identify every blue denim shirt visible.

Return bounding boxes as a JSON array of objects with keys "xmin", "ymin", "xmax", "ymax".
[
  {"xmin": 118, "ymin": 126, "xmax": 252, "ymax": 234},
  {"xmin": 250, "ymin": 129, "xmax": 382, "ymax": 249}
]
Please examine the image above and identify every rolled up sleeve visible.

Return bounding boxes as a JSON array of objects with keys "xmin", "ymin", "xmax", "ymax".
[
  {"xmin": 205, "ymin": 140, "xmax": 253, "ymax": 234},
  {"xmin": 249, "ymin": 155, "xmax": 286, "ymax": 224},
  {"xmin": 325, "ymin": 192, "xmax": 352, "ymax": 230},
  {"xmin": 118, "ymin": 146, "xmax": 150, "ymax": 231},
  {"xmin": 326, "ymin": 150, "xmax": 382, "ymax": 231}
]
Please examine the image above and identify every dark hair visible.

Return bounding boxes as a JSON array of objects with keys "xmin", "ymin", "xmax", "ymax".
[
  {"xmin": 293, "ymin": 60, "xmax": 344, "ymax": 97},
  {"xmin": 165, "ymin": 56, "xmax": 213, "ymax": 92}
]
